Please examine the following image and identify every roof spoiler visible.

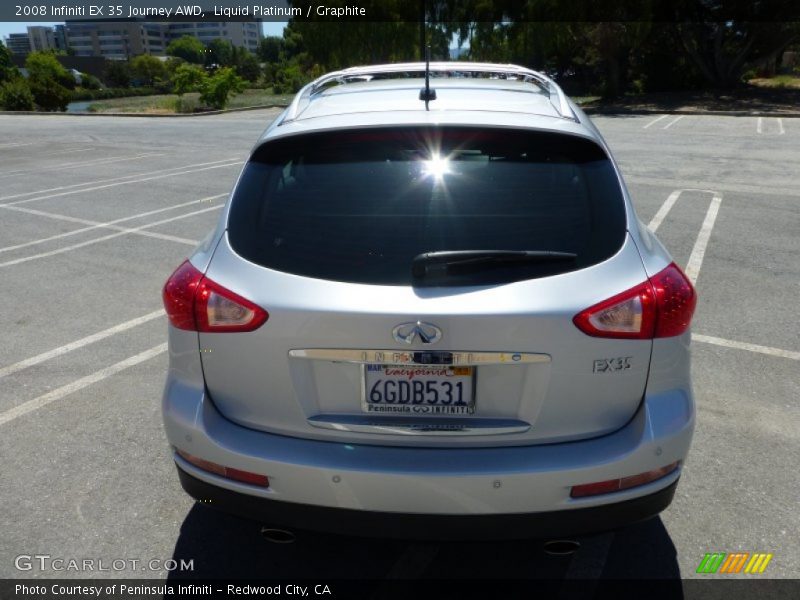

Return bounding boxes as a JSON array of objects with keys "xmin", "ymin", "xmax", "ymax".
[{"xmin": 280, "ymin": 62, "xmax": 577, "ymax": 124}]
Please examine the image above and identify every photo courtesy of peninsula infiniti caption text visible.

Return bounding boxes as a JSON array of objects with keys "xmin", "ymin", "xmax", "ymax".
[{"xmin": 161, "ymin": 62, "xmax": 697, "ymax": 539}]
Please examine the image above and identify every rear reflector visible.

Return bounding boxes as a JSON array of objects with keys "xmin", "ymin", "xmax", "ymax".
[
  {"xmin": 570, "ymin": 462, "xmax": 680, "ymax": 498},
  {"xmin": 573, "ymin": 262, "xmax": 696, "ymax": 339},
  {"xmin": 176, "ymin": 449, "xmax": 269, "ymax": 487},
  {"xmin": 162, "ymin": 260, "xmax": 268, "ymax": 333}
]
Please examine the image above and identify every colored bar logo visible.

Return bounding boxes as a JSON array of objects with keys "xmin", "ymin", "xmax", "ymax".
[{"xmin": 696, "ymin": 553, "xmax": 773, "ymax": 574}]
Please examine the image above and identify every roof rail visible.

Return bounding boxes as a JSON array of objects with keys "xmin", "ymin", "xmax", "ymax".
[{"xmin": 280, "ymin": 62, "xmax": 577, "ymax": 124}]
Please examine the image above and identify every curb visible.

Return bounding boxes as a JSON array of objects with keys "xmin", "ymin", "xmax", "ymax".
[
  {"xmin": 0, "ymin": 104, "xmax": 290, "ymax": 118},
  {"xmin": 581, "ymin": 107, "xmax": 800, "ymax": 117}
]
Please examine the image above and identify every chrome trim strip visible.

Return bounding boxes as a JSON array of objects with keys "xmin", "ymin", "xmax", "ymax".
[
  {"xmin": 289, "ymin": 349, "xmax": 550, "ymax": 365},
  {"xmin": 307, "ymin": 415, "xmax": 531, "ymax": 436}
]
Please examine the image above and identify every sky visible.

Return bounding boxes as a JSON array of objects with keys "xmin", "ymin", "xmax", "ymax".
[{"xmin": 0, "ymin": 20, "xmax": 287, "ymax": 41}]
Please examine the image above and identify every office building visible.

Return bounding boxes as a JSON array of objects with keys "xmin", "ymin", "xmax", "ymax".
[
  {"xmin": 4, "ymin": 25, "xmax": 70, "ymax": 55},
  {"xmin": 64, "ymin": 20, "xmax": 261, "ymax": 60},
  {"xmin": 4, "ymin": 33, "xmax": 32, "ymax": 55}
]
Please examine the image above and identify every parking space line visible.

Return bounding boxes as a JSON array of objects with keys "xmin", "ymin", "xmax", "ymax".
[
  {"xmin": 0, "ymin": 205, "xmax": 222, "ymax": 268},
  {"xmin": 647, "ymin": 190, "xmax": 681, "ymax": 232},
  {"xmin": 693, "ymin": 334, "xmax": 800, "ymax": 361},
  {"xmin": 1, "ymin": 161, "xmax": 241, "ymax": 208},
  {"xmin": 778, "ymin": 118, "xmax": 785, "ymax": 135},
  {"xmin": 646, "ymin": 189, "xmax": 721, "ymax": 284},
  {"xmin": 757, "ymin": 117, "xmax": 763, "ymax": 134},
  {"xmin": 0, "ymin": 310, "xmax": 164, "ymax": 380},
  {"xmin": 0, "ymin": 158, "xmax": 241, "ymax": 203},
  {"xmin": 0, "ymin": 193, "xmax": 226, "ymax": 253},
  {"xmin": 643, "ymin": 115, "xmax": 668, "ymax": 129},
  {"xmin": 684, "ymin": 193, "xmax": 721, "ymax": 284},
  {"xmin": 662, "ymin": 115, "xmax": 684, "ymax": 129},
  {"xmin": 0, "ymin": 152, "xmax": 165, "ymax": 179},
  {"xmin": 0, "ymin": 343, "xmax": 167, "ymax": 427}
]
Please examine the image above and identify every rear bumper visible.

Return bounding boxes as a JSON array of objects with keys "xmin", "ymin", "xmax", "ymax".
[
  {"xmin": 163, "ymin": 366, "xmax": 694, "ymax": 531},
  {"xmin": 177, "ymin": 466, "xmax": 678, "ymax": 540}
]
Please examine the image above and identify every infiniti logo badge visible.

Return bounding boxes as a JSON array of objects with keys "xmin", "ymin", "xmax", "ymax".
[{"xmin": 392, "ymin": 321, "xmax": 442, "ymax": 345}]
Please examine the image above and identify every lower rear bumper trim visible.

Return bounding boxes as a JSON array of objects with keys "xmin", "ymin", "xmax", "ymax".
[{"xmin": 176, "ymin": 466, "xmax": 678, "ymax": 540}]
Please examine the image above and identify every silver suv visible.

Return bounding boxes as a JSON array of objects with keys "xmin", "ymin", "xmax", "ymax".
[{"xmin": 161, "ymin": 62, "xmax": 697, "ymax": 539}]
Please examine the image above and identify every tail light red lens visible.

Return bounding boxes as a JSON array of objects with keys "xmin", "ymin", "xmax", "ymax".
[
  {"xmin": 162, "ymin": 260, "xmax": 268, "ymax": 332},
  {"xmin": 176, "ymin": 449, "xmax": 269, "ymax": 487},
  {"xmin": 570, "ymin": 461, "xmax": 680, "ymax": 498},
  {"xmin": 650, "ymin": 263, "xmax": 697, "ymax": 338},
  {"xmin": 573, "ymin": 262, "xmax": 695, "ymax": 339}
]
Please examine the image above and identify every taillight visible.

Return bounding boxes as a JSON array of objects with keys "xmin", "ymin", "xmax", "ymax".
[
  {"xmin": 163, "ymin": 261, "xmax": 204, "ymax": 331},
  {"xmin": 573, "ymin": 262, "xmax": 695, "ymax": 339},
  {"xmin": 650, "ymin": 263, "xmax": 697, "ymax": 338},
  {"xmin": 162, "ymin": 260, "xmax": 268, "ymax": 332}
]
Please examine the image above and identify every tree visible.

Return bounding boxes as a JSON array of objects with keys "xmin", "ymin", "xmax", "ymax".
[
  {"xmin": 25, "ymin": 51, "xmax": 72, "ymax": 111},
  {"xmin": 130, "ymin": 54, "xmax": 167, "ymax": 86},
  {"xmin": 1, "ymin": 40, "xmax": 19, "ymax": 84},
  {"xmin": 167, "ymin": 35, "xmax": 206, "ymax": 64},
  {"xmin": 171, "ymin": 63, "xmax": 207, "ymax": 96},
  {"xmin": 206, "ymin": 39, "xmax": 235, "ymax": 67},
  {"xmin": 258, "ymin": 36, "xmax": 284, "ymax": 63},
  {"xmin": 234, "ymin": 49, "xmax": 261, "ymax": 82},
  {"xmin": 25, "ymin": 51, "xmax": 74, "ymax": 89},
  {"xmin": 104, "ymin": 60, "xmax": 131, "ymax": 87},
  {"xmin": 676, "ymin": 20, "xmax": 800, "ymax": 88},
  {"xmin": 199, "ymin": 67, "xmax": 246, "ymax": 109}
]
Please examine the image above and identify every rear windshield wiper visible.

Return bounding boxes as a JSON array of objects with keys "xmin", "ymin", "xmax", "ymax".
[{"xmin": 412, "ymin": 250, "xmax": 577, "ymax": 279}]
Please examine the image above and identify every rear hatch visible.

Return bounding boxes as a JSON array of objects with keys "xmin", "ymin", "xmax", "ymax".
[{"xmin": 198, "ymin": 127, "xmax": 651, "ymax": 447}]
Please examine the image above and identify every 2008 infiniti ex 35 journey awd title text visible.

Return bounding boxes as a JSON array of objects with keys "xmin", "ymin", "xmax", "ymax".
[{"xmin": 161, "ymin": 62, "xmax": 697, "ymax": 539}]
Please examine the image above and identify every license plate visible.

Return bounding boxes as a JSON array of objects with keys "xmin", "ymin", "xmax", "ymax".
[{"xmin": 362, "ymin": 365, "xmax": 475, "ymax": 415}]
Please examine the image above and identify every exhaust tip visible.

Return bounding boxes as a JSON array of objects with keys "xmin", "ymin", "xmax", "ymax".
[
  {"xmin": 543, "ymin": 540, "xmax": 581, "ymax": 556},
  {"xmin": 260, "ymin": 527, "xmax": 296, "ymax": 544}
]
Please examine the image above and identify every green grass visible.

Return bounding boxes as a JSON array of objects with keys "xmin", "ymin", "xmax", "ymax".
[
  {"xmin": 572, "ymin": 95, "xmax": 601, "ymax": 106},
  {"xmin": 748, "ymin": 75, "xmax": 800, "ymax": 89},
  {"xmin": 87, "ymin": 88, "xmax": 294, "ymax": 114}
]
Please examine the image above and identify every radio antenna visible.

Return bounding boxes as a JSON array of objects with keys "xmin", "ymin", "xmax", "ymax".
[{"xmin": 419, "ymin": 45, "xmax": 436, "ymax": 108}]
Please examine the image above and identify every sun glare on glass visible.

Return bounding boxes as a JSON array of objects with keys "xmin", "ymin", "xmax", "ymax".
[{"xmin": 423, "ymin": 155, "xmax": 451, "ymax": 180}]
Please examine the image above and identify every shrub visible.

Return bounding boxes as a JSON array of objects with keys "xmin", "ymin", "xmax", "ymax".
[
  {"xmin": 272, "ymin": 63, "xmax": 306, "ymax": 94},
  {"xmin": 0, "ymin": 79, "xmax": 35, "ymax": 111},
  {"xmin": 236, "ymin": 52, "xmax": 262, "ymax": 83},
  {"xmin": 270, "ymin": 62, "xmax": 322, "ymax": 94},
  {"xmin": 28, "ymin": 77, "xmax": 71, "ymax": 111},
  {"xmin": 70, "ymin": 86, "xmax": 160, "ymax": 101},
  {"xmin": 172, "ymin": 63, "xmax": 207, "ymax": 96},
  {"xmin": 80, "ymin": 73, "xmax": 102, "ymax": 90},
  {"xmin": 104, "ymin": 61, "xmax": 131, "ymax": 88},
  {"xmin": 199, "ymin": 67, "xmax": 247, "ymax": 109}
]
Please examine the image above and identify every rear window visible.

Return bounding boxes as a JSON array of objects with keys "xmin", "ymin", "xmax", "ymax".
[{"xmin": 228, "ymin": 127, "xmax": 627, "ymax": 286}]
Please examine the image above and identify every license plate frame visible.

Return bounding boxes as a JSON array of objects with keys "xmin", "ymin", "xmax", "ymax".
[{"xmin": 361, "ymin": 364, "xmax": 476, "ymax": 416}]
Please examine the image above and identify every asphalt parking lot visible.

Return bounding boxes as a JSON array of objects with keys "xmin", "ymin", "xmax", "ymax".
[{"xmin": 0, "ymin": 110, "xmax": 797, "ymax": 586}]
